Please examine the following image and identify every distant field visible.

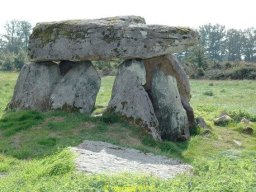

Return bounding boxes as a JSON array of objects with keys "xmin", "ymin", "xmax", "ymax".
[
  {"xmin": 1, "ymin": 72, "xmax": 255, "ymax": 117},
  {"xmin": 190, "ymin": 80, "xmax": 256, "ymax": 114},
  {"xmin": 0, "ymin": 71, "xmax": 255, "ymax": 191},
  {"xmin": 0, "ymin": 72, "xmax": 18, "ymax": 117}
]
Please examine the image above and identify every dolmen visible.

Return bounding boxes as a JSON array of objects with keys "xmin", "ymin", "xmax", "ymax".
[{"xmin": 8, "ymin": 16, "xmax": 199, "ymax": 141}]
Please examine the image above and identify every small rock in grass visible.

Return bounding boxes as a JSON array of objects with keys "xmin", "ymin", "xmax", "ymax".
[
  {"xmin": 196, "ymin": 116, "xmax": 207, "ymax": 129},
  {"xmin": 233, "ymin": 140, "xmax": 242, "ymax": 147},
  {"xmin": 213, "ymin": 115, "xmax": 232, "ymax": 126},
  {"xmin": 240, "ymin": 117, "xmax": 251, "ymax": 125}
]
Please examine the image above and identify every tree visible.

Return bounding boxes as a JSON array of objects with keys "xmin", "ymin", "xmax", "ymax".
[
  {"xmin": 0, "ymin": 20, "xmax": 32, "ymax": 71},
  {"xmin": 19, "ymin": 21, "xmax": 32, "ymax": 49},
  {"xmin": 199, "ymin": 24, "xmax": 226, "ymax": 61},
  {"xmin": 242, "ymin": 28, "xmax": 256, "ymax": 62},
  {"xmin": 3, "ymin": 20, "xmax": 21, "ymax": 53},
  {"xmin": 186, "ymin": 43, "xmax": 208, "ymax": 69},
  {"xmin": 226, "ymin": 29, "xmax": 243, "ymax": 61},
  {"xmin": 2, "ymin": 20, "xmax": 32, "ymax": 53}
]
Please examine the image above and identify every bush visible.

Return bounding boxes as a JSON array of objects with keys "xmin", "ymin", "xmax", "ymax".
[
  {"xmin": 14, "ymin": 50, "xmax": 28, "ymax": 70},
  {"xmin": 197, "ymin": 67, "xmax": 205, "ymax": 77},
  {"xmin": 92, "ymin": 60, "xmax": 119, "ymax": 76},
  {"xmin": 202, "ymin": 62, "xmax": 256, "ymax": 80},
  {"xmin": 225, "ymin": 62, "xmax": 232, "ymax": 69},
  {"xmin": 0, "ymin": 51, "xmax": 28, "ymax": 71},
  {"xmin": 228, "ymin": 67, "xmax": 256, "ymax": 79},
  {"xmin": 0, "ymin": 52, "xmax": 15, "ymax": 71}
]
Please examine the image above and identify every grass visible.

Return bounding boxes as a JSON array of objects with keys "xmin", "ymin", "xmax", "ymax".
[
  {"xmin": 0, "ymin": 71, "xmax": 18, "ymax": 117},
  {"xmin": 0, "ymin": 72, "xmax": 256, "ymax": 191},
  {"xmin": 191, "ymin": 80, "xmax": 256, "ymax": 115},
  {"xmin": 93, "ymin": 76, "xmax": 115, "ymax": 115}
]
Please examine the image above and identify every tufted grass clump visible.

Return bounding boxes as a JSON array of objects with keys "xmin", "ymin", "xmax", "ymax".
[
  {"xmin": 229, "ymin": 110, "xmax": 256, "ymax": 122},
  {"xmin": 203, "ymin": 90, "xmax": 214, "ymax": 96}
]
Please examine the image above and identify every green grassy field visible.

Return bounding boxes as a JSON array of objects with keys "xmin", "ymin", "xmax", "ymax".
[{"xmin": 0, "ymin": 71, "xmax": 255, "ymax": 191}]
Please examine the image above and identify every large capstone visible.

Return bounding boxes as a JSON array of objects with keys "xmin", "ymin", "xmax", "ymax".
[
  {"xmin": 8, "ymin": 62, "xmax": 61, "ymax": 111},
  {"xmin": 50, "ymin": 61, "xmax": 100, "ymax": 113},
  {"xmin": 151, "ymin": 70, "xmax": 189, "ymax": 141},
  {"xmin": 144, "ymin": 54, "xmax": 195, "ymax": 129},
  {"xmin": 28, "ymin": 16, "xmax": 198, "ymax": 62},
  {"xmin": 107, "ymin": 59, "xmax": 161, "ymax": 140}
]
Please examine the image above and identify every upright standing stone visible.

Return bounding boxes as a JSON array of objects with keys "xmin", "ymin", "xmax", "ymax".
[
  {"xmin": 8, "ymin": 62, "xmax": 61, "ymax": 111},
  {"xmin": 107, "ymin": 59, "xmax": 161, "ymax": 140},
  {"xmin": 144, "ymin": 54, "xmax": 195, "ymax": 129},
  {"xmin": 50, "ymin": 61, "xmax": 100, "ymax": 113},
  {"xmin": 151, "ymin": 70, "xmax": 189, "ymax": 141}
]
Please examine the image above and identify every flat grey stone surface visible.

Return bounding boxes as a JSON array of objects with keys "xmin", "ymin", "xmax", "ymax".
[
  {"xmin": 71, "ymin": 140, "xmax": 193, "ymax": 179},
  {"xmin": 28, "ymin": 16, "xmax": 198, "ymax": 61}
]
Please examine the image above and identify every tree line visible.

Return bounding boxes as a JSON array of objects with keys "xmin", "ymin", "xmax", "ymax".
[
  {"xmin": 0, "ymin": 21, "xmax": 255, "ymax": 71},
  {"xmin": 178, "ymin": 24, "xmax": 256, "ymax": 70}
]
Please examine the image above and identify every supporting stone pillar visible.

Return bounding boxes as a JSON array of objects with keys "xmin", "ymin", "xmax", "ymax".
[
  {"xmin": 8, "ymin": 62, "xmax": 61, "ymax": 111},
  {"xmin": 107, "ymin": 59, "xmax": 161, "ymax": 140},
  {"xmin": 150, "ymin": 70, "xmax": 189, "ymax": 141},
  {"xmin": 144, "ymin": 54, "xmax": 196, "ymax": 130},
  {"xmin": 107, "ymin": 55, "xmax": 195, "ymax": 141},
  {"xmin": 8, "ymin": 60, "xmax": 101, "ymax": 114},
  {"xmin": 50, "ymin": 61, "xmax": 101, "ymax": 113}
]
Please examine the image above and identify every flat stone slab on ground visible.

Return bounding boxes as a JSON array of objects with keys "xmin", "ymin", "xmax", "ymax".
[
  {"xmin": 70, "ymin": 140, "xmax": 192, "ymax": 179},
  {"xmin": 0, "ymin": 173, "xmax": 7, "ymax": 178},
  {"xmin": 28, "ymin": 16, "xmax": 198, "ymax": 62}
]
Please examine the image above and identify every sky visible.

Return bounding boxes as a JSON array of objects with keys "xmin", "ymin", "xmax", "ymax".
[{"xmin": 0, "ymin": 0, "xmax": 255, "ymax": 32}]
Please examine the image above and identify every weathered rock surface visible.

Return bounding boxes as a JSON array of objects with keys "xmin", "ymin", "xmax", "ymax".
[
  {"xmin": 107, "ymin": 59, "xmax": 161, "ymax": 140},
  {"xmin": 50, "ymin": 61, "xmax": 100, "ymax": 113},
  {"xmin": 144, "ymin": 54, "xmax": 195, "ymax": 128},
  {"xmin": 71, "ymin": 140, "xmax": 193, "ymax": 179},
  {"xmin": 151, "ymin": 70, "xmax": 189, "ymax": 141},
  {"xmin": 195, "ymin": 117, "xmax": 207, "ymax": 129},
  {"xmin": 8, "ymin": 61, "xmax": 100, "ymax": 113},
  {"xmin": 213, "ymin": 115, "xmax": 232, "ymax": 126},
  {"xmin": 8, "ymin": 62, "xmax": 60, "ymax": 111},
  {"xmin": 240, "ymin": 117, "xmax": 252, "ymax": 125},
  {"xmin": 28, "ymin": 16, "xmax": 198, "ymax": 62}
]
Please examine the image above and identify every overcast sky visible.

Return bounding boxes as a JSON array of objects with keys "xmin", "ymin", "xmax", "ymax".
[{"xmin": 0, "ymin": 0, "xmax": 255, "ymax": 32}]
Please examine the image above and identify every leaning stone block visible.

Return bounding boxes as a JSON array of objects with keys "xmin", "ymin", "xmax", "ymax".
[
  {"xmin": 144, "ymin": 54, "xmax": 195, "ymax": 129},
  {"xmin": 151, "ymin": 70, "xmax": 189, "ymax": 141}
]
